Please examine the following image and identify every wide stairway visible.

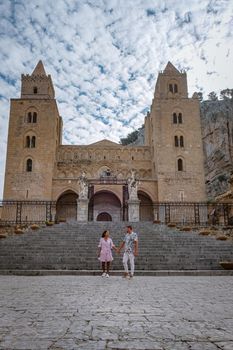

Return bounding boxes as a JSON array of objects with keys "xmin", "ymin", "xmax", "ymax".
[{"xmin": 0, "ymin": 222, "xmax": 233, "ymax": 271}]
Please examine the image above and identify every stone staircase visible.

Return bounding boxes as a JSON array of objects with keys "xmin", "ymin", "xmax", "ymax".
[{"xmin": 0, "ymin": 222, "xmax": 233, "ymax": 271}]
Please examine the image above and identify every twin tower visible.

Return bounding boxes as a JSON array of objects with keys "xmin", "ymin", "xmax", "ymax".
[{"xmin": 3, "ymin": 60, "xmax": 206, "ymax": 222}]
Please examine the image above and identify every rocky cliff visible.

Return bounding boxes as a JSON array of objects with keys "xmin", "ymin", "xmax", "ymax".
[{"xmin": 200, "ymin": 98, "xmax": 233, "ymax": 199}]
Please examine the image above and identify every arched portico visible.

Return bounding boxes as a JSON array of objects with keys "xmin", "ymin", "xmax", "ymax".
[
  {"xmin": 89, "ymin": 190, "xmax": 121, "ymax": 221},
  {"xmin": 56, "ymin": 190, "xmax": 79, "ymax": 222},
  {"xmin": 138, "ymin": 191, "xmax": 154, "ymax": 221},
  {"xmin": 97, "ymin": 212, "xmax": 112, "ymax": 221}
]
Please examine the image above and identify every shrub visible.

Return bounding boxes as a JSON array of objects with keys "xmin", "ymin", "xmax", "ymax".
[
  {"xmin": 219, "ymin": 261, "xmax": 233, "ymax": 270},
  {"xmin": 167, "ymin": 223, "xmax": 176, "ymax": 228},
  {"xmin": 30, "ymin": 224, "xmax": 40, "ymax": 230},
  {"xmin": 216, "ymin": 235, "xmax": 228, "ymax": 241},
  {"xmin": 199, "ymin": 229, "xmax": 211, "ymax": 236},
  {"xmin": 45, "ymin": 221, "xmax": 54, "ymax": 226},
  {"xmin": 180, "ymin": 226, "xmax": 192, "ymax": 231},
  {"xmin": 15, "ymin": 228, "xmax": 24, "ymax": 234}
]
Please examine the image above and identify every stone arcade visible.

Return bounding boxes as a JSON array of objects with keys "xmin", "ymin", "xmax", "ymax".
[{"xmin": 3, "ymin": 61, "xmax": 206, "ymax": 222}]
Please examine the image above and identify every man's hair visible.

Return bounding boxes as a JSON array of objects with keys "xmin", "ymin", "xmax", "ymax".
[{"xmin": 127, "ymin": 225, "xmax": 132, "ymax": 230}]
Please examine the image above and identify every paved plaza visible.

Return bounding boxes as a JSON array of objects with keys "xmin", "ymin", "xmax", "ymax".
[{"xmin": 0, "ymin": 276, "xmax": 233, "ymax": 350}]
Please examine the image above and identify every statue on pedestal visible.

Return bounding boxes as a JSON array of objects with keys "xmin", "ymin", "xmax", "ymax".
[
  {"xmin": 79, "ymin": 171, "xmax": 88, "ymax": 199},
  {"xmin": 128, "ymin": 170, "xmax": 139, "ymax": 200}
]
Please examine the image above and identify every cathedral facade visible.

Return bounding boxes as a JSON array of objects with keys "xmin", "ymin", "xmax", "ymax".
[{"xmin": 3, "ymin": 61, "xmax": 206, "ymax": 222}]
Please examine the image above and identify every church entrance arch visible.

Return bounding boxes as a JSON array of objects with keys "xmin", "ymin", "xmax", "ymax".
[
  {"xmin": 97, "ymin": 212, "xmax": 112, "ymax": 221},
  {"xmin": 138, "ymin": 191, "xmax": 154, "ymax": 221},
  {"xmin": 56, "ymin": 190, "xmax": 78, "ymax": 222},
  {"xmin": 89, "ymin": 191, "xmax": 121, "ymax": 222}
]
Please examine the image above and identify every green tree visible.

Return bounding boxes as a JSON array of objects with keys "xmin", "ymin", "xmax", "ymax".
[
  {"xmin": 208, "ymin": 91, "xmax": 218, "ymax": 101},
  {"xmin": 197, "ymin": 92, "xmax": 203, "ymax": 101},
  {"xmin": 220, "ymin": 89, "xmax": 233, "ymax": 100},
  {"xmin": 120, "ymin": 130, "xmax": 139, "ymax": 145}
]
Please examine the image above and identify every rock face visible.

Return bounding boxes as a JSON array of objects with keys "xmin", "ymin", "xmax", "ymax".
[{"xmin": 200, "ymin": 99, "xmax": 233, "ymax": 199}]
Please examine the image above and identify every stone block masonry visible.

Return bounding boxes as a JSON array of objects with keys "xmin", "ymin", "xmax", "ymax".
[{"xmin": 0, "ymin": 276, "xmax": 233, "ymax": 349}]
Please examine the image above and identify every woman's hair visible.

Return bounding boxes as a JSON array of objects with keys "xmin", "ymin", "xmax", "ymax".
[{"xmin": 102, "ymin": 230, "xmax": 108, "ymax": 238}]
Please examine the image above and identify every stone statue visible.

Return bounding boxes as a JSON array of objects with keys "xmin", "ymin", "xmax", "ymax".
[
  {"xmin": 79, "ymin": 171, "xmax": 88, "ymax": 199},
  {"xmin": 128, "ymin": 170, "xmax": 139, "ymax": 200}
]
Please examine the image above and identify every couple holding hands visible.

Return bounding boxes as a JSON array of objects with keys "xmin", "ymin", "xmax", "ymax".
[{"xmin": 98, "ymin": 225, "xmax": 138, "ymax": 279}]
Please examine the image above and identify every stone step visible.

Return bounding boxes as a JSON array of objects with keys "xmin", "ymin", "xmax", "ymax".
[{"xmin": 0, "ymin": 223, "xmax": 233, "ymax": 271}]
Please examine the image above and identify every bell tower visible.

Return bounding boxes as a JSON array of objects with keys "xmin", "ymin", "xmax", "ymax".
[
  {"xmin": 21, "ymin": 60, "xmax": 55, "ymax": 99},
  {"xmin": 145, "ymin": 62, "xmax": 206, "ymax": 202},
  {"xmin": 3, "ymin": 61, "xmax": 62, "ymax": 200}
]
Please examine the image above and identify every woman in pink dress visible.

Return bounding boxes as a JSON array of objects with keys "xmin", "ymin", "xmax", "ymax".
[{"xmin": 98, "ymin": 230, "xmax": 117, "ymax": 278}]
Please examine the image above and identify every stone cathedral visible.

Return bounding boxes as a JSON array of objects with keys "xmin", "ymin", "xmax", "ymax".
[{"xmin": 3, "ymin": 61, "xmax": 206, "ymax": 222}]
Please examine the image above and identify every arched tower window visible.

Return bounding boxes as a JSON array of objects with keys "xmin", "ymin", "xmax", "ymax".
[
  {"xmin": 26, "ymin": 110, "xmax": 38, "ymax": 124},
  {"xmin": 27, "ymin": 112, "xmax": 32, "ymax": 123},
  {"xmin": 173, "ymin": 113, "xmax": 177, "ymax": 124},
  {"xmin": 33, "ymin": 87, "xmax": 38, "ymax": 94},
  {"xmin": 178, "ymin": 113, "xmax": 182, "ymax": 124},
  {"xmin": 33, "ymin": 112, "xmax": 37, "ymax": 123},
  {"xmin": 25, "ymin": 136, "xmax": 36, "ymax": 148},
  {"xmin": 26, "ymin": 159, "xmax": 32, "ymax": 172},
  {"xmin": 177, "ymin": 158, "xmax": 183, "ymax": 171},
  {"xmin": 169, "ymin": 82, "xmax": 178, "ymax": 94},
  {"xmin": 173, "ymin": 112, "xmax": 183, "ymax": 124},
  {"xmin": 180, "ymin": 136, "xmax": 184, "ymax": 147},
  {"xmin": 26, "ymin": 136, "xmax": 30, "ymax": 148},
  {"xmin": 31, "ymin": 136, "xmax": 36, "ymax": 148},
  {"xmin": 174, "ymin": 135, "xmax": 184, "ymax": 148}
]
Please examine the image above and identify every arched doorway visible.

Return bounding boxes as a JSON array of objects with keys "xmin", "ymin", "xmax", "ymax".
[
  {"xmin": 138, "ymin": 191, "xmax": 154, "ymax": 221},
  {"xmin": 89, "ymin": 191, "xmax": 121, "ymax": 222},
  {"xmin": 56, "ymin": 190, "xmax": 78, "ymax": 222},
  {"xmin": 97, "ymin": 212, "xmax": 112, "ymax": 221}
]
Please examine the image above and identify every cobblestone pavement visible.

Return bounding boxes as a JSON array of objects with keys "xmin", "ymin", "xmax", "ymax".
[{"xmin": 0, "ymin": 276, "xmax": 233, "ymax": 350}]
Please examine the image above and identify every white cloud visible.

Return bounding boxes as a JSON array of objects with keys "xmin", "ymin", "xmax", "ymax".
[{"xmin": 0, "ymin": 0, "xmax": 232, "ymax": 197}]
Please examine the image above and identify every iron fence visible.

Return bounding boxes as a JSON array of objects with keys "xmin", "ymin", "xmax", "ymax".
[
  {"xmin": 0, "ymin": 200, "xmax": 233, "ymax": 226},
  {"xmin": 151, "ymin": 202, "xmax": 233, "ymax": 226},
  {"xmin": 0, "ymin": 200, "xmax": 56, "ymax": 225}
]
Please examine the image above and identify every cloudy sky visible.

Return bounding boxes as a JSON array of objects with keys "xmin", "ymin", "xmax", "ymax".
[{"xmin": 0, "ymin": 0, "xmax": 232, "ymax": 198}]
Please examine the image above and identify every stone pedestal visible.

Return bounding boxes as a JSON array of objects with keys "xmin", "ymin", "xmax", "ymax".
[
  {"xmin": 159, "ymin": 205, "xmax": 165, "ymax": 223},
  {"xmin": 153, "ymin": 207, "xmax": 158, "ymax": 221},
  {"xmin": 127, "ymin": 199, "xmax": 140, "ymax": 222},
  {"xmin": 77, "ymin": 198, "xmax": 89, "ymax": 222}
]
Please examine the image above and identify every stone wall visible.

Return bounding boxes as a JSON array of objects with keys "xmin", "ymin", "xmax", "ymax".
[
  {"xmin": 3, "ymin": 99, "xmax": 59, "ymax": 200},
  {"xmin": 55, "ymin": 143, "xmax": 152, "ymax": 181}
]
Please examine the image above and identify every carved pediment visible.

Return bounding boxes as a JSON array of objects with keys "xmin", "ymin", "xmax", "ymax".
[{"xmin": 88, "ymin": 139, "xmax": 120, "ymax": 147}]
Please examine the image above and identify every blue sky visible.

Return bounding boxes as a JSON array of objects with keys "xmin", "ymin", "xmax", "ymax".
[{"xmin": 0, "ymin": 0, "xmax": 232, "ymax": 197}]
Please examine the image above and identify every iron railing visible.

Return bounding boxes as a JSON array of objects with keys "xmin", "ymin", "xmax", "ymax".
[
  {"xmin": 0, "ymin": 200, "xmax": 56, "ymax": 225},
  {"xmin": 0, "ymin": 200, "xmax": 233, "ymax": 226}
]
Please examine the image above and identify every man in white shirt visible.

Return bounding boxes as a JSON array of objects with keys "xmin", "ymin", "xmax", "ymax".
[{"xmin": 118, "ymin": 225, "xmax": 138, "ymax": 279}]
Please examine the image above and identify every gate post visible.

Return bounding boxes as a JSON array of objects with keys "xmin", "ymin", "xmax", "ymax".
[
  {"xmin": 165, "ymin": 204, "xmax": 170, "ymax": 224},
  {"xmin": 194, "ymin": 203, "xmax": 200, "ymax": 225},
  {"xmin": 16, "ymin": 201, "xmax": 22, "ymax": 225}
]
